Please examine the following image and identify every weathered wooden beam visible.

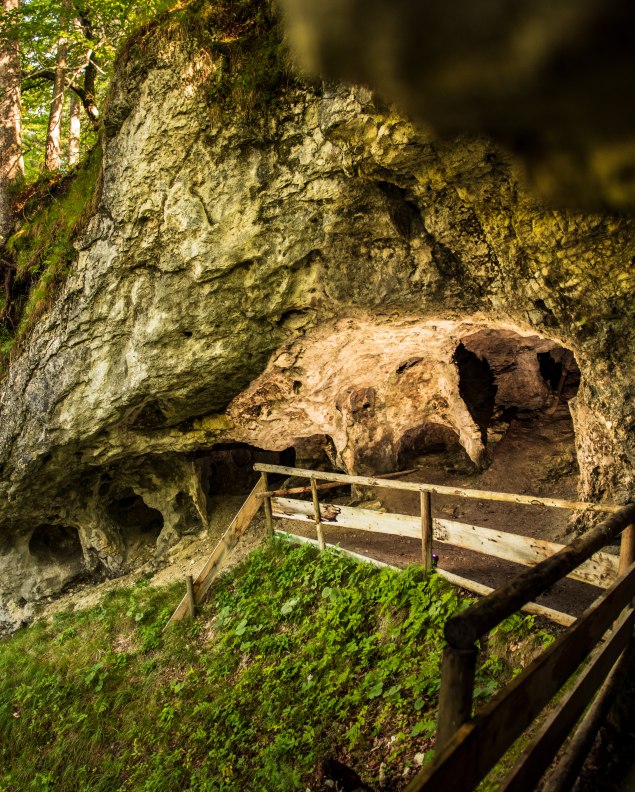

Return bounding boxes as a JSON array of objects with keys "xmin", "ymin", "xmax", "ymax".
[
  {"xmin": 254, "ymin": 463, "xmax": 621, "ymax": 513},
  {"xmin": 444, "ymin": 504, "xmax": 635, "ymax": 649},
  {"xmin": 499, "ymin": 606, "xmax": 635, "ymax": 792},
  {"xmin": 166, "ymin": 477, "xmax": 265, "ymax": 624},
  {"xmin": 261, "ymin": 472, "xmax": 274, "ymax": 537},
  {"xmin": 186, "ymin": 575, "xmax": 196, "ymax": 619},
  {"xmin": 421, "ymin": 491, "xmax": 433, "ymax": 569},
  {"xmin": 256, "ymin": 467, "xmax": 418, "ymax": 499},
  {"xmin": 618, "ymin": 523, "xmax": 635, "ymax": 576},
  {"xmin": 540, "ymin": 641, "xmax": 635, "ymax": 792},
  {"xmin": 436, "ymin": 569, "xmax": 576, "ymax": 626},
  {"xmin": 270, "ymin": 497, "xmax": 618, "ymax": 588},
  {"xmin": 310, "ymin": 476, "xmax": 325, "ymax": 551},
  {"xmin": 404, "ymin": 561, "xmax": 635, "ymax": 792},
  {"xmin": 436, "ymin": 644, "xmax": 477, "ymax": 750}
]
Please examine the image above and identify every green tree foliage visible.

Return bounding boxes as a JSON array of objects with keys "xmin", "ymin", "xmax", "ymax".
[{"xmin": 1, "ymin": 0, "xmax": 174, "ymax": 178}]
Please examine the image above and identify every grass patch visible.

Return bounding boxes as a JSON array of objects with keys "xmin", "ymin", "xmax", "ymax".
[
  {"xmin": 0, "ymin": 540, "xmax": 552, "ymax": 790},
  {"xmin": 1, "ymin": 145, "xmax": 102, "ymax": 370}
]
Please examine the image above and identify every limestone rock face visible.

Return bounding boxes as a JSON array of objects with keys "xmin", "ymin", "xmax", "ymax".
[{"xmin": 0, "ymin": 30, "xmax": 634, "ymax": 628}]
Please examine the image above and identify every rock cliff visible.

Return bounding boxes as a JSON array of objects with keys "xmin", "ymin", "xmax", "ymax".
[{"xmin": 1, "ymin": 20, "xmax": 634, "ymax": 628}]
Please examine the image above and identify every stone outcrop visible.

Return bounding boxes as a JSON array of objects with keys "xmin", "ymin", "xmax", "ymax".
[{"xmin": 0, "ymin": 24, "xmax": 634, "ymax": 628}]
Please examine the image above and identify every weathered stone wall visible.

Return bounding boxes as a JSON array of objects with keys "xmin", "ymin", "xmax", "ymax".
[{"xmin": 0, "ymin": 29, "xmax": 633, "ymax": 627}]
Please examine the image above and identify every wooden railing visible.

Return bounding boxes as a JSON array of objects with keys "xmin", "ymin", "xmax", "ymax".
[
  {"xmin": 251, "ymin": 464, "xmax": 634, "ymax": 790},
  {"xmin": 405, "ymin": 502, "xmax": 635, "ymax": 792},
  {"xmin": 167, "ymin": 462, "xmax": 634, "ymax": 789}
]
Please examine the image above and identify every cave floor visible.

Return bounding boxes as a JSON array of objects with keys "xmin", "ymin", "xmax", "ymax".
[{"xmin": 282, "ymin": 401, "xmax": 607, "ymax": 620}]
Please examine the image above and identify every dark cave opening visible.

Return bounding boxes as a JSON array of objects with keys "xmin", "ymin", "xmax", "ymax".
[
  {"xmin": 538, "ymin": 348, "xmax": 581, "ymax": 400},
  {"xmin": 453, "ymin": 342, "xmax": 497, "ymax": 444},
  {"xmin": 397, "ymin": 423, "xmax": 472, "ymax": 471},
  {"xmin": 198, "ymin": 444, "xmax": 296, "ymax": 497},
  {"xmin": 293, "ymin": 434, "xmax": 338, "ymax": 471},
  {"xmin": 107, "ymin": 490, "xmax": 164, "ymax": 546},
  {"xmin": 29, "ymin": 524, "xmax": 84, "ymax": 566}
]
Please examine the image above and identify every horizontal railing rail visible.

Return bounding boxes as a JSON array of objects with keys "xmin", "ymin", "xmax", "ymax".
[{"xmin": 253, "ymin": 463, "xmax": 621, "ymax": 512}]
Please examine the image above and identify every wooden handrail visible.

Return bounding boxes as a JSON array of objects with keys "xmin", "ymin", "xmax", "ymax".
[
  {"xmin": 443, "ymin": 503, "xmax": 635, "ymax": 649},
  {"xmin": 256, "ymin": 467, "xmax": 418, "ymax": 499},
  {"xmin": 406, "ymin": 574, "xmax": 635, "ymax": 791},
  {"xmin": 253, "ymin": 463, "xmax": 621, "ymax": 513}
]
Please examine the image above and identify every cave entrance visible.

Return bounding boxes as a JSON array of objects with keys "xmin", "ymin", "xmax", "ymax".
[
  {"xmin": 198, "ymin": 443, "xmax": 296, "ymax": 497},
  {"xmin": 397, "ymin": 423, "xmax": 473, "ymax": 473},
  {"xmin": 29, "ymin": 524, "xmax": 84, "ymax": 568},
  {"xmin": 107, "ymin": 490, "xmax": 164, "ymax": 550},
  {"xmin": 453, "ymin": 342, "xmax": 497, "ymax": 444},
  {"xmin": 293, "ymin": 434, "xmax": 338, "ymax": 471},
  {"xmin": 456, "ymin": 329, "xmax": 580, "ymax": 451}
]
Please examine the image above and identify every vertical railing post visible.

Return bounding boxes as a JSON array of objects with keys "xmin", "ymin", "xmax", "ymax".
[
  {"xmin": 421, "ymin": 490, "xmax": 433, "ymax": 569},
  {"xmin": 261, "ymin": 472, "xmax": 274, "ymax": 537},
  {"xmin": 436, "ymin": 643, "xmax": 478, "ymax": 750},
  {"xmin": 310, "ymin": 476, "xmax": 326, "ymax": 550},
  {"xmin": 186, "ymin": 575, "xmax": 196, "ymax": 620},
  {"xmin": 618, "ymin": 524, "xmax": 635, "ymax": 576}
]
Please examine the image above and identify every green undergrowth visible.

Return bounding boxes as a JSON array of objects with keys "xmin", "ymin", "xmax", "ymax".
[
  {"xmin": 1, "ymin": 145, "xmax": 102, "ymax": 370},
  {"xmin": 116, "ymin": 0, "xmax": 299, "ymax": 127},
  {"xmin": 183, "ymin": 0, "xmax": 298, "ymax": 121},
  {"xmin": 0, "ymin": 540, "xmax": 553, "ymax": 791}
]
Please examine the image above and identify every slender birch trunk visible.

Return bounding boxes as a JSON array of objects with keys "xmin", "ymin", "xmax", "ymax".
[
  {"xmin": 0, "ymin": 0, "xmax": 23, "ymax": 241},
  {"xmin": 44, "ymin": 17, "xmax": 69, "ymax": 172},
  {"xmin": 68, "ymin": 90, "xmax": 81, "ymax": 166}
]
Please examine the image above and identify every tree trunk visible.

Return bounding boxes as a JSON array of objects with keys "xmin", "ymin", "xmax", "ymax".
[
  {"xmin": 68, "ymin": 91, "xmax": 81, "ymax": 166},
  {"xmin": 44, "ymin": 20, "xmax": 68, "ymax": 172},
  {"xmin": 0, "ymin": 0, "xmax": 23, "ymax": 242}
]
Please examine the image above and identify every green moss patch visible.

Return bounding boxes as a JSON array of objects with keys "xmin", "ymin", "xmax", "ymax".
[
  {"xmin": 1, "ymin": 145, "xmax": 102, "ymax": 368},
  {"xmin": 0, "ymin": 539, "xmax": 553, "ymax": 791}
]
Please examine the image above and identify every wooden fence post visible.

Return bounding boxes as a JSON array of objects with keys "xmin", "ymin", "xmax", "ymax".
[
  {"xmin": 261, "ymin": 472, "xmax": 274, "ymax": 536},
  {"xmin": 618, "ymin": 524, "xmax": 635, "ymax": 576},
  {"xmin": 421, "ymin": 491, "xmax": 433, "ymax": 569},
  {"xmin": 186, "ymin": 575, "xmax": 196, "ymax": 619},
  {"xmin": 436, "ymin": 644, "xmax": 478, "ymax": 750},
  {"xmin": 310, "ymin": 476, "xmax": 326, "ymax": 551}
]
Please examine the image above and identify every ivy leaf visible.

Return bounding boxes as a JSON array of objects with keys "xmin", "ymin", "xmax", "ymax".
[
  {"xmin": 280, "ymin": 598, "xmax": 298, "ymax": 616},
  {"xmin": 368, "ymin": 681, "xmax": 383, "ymax": 699}
]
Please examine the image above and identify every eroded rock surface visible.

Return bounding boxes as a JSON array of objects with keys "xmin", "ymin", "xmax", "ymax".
[{"xmin": 0, "ymin": 28, "xmax": 634, "ymax": 628}]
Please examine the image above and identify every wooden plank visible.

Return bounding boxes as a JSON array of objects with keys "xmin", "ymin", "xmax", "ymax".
[
  {"xmin": 271, "ymin": 497, "xmax": 618, "ymax": 588},
  {"xmin": 435, "ymin": 519, "xmax": 618, "ymax": 588},
  {"xmin": 499, "ymin": 606, "xmax": 635, "ymax": 792},
  {"xmin": 257, "ymin": 468, "xmax": 418, "ymax": 499},
  {"xmin": 436, "ymin": 644, "xmax": 477, "ymax": 750},
  {"xmin": 421, "ymin": 491, "xmax": 433, "ymax": 568},
  {"xmin": 167, "ymin": 477, "xmax": 265, "ymax": 624},
  {"xmin": 310, "ymin": 477, "xmax": 325, "ymax": 551},
  {"xmin": 436, "ymin": 569, "xmax": 576, "ymax": 627},
  {"xmin": 261, "ymin": 472, "xmax": 274, "ymax": 536},
  {"xmin": 255, "ymin": 463, "xmax": 621, "ymax": 513},
  {"xmin": 404, "ymin": 561, "xmax": 635, "ymax": 792},
  {"xmin": 618, "ymin": 523, "xmax": 635, "ymax": 575},
  {"xmin": 445, "ymin": 504, "xmax": 635, "ymax": 649},
  {"xmin": 540, "ymin": 641, "xmax": 635, "ymax": 792},
  {"xmin": 274, "ymin": 530, "xmax": 576, "ymax": 627}
]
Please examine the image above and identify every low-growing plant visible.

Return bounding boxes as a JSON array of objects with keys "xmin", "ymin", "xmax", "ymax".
[{"xmin": 0, "ymin": 540, "xmax": 550, "ymax": 791}]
